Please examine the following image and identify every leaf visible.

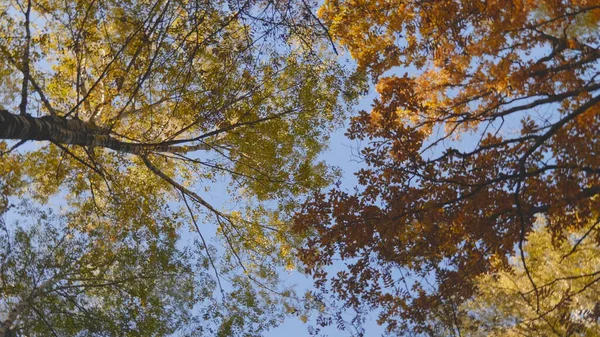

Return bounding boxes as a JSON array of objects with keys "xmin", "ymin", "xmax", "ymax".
[
  {"xmin": 296, "ymin": 1, "xmax": 600, "ymax": 334},
  {"xmin": 0, "ymin": 0, "xmax": 349, "ymax": 335}
]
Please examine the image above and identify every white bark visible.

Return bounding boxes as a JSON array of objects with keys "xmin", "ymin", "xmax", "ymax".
[{"xmin": 0, "ymin": 277, "xmax": 57, "ymax": 336}]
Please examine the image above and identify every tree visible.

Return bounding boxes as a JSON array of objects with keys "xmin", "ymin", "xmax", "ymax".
[
  {"xmin": 0, "ymin": 0, "xmax": 355, "ymax": 334},
  {"xmin": 459, "ymin": 219, "xmax": 600, "ymax": 337},
  {"xmin": 0, "ymin": 202, "xmax": 196, "ymax": 337},
  {"xmin": 293, "ymin": 1, "xmax": 600, "ymax": 335}
]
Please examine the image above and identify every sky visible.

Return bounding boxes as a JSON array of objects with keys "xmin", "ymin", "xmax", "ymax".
[
  {"xmin": 0, "ymin": 3, "xmax": 527, "ymax": 335},
  {"xmin": 263, "ymin": 87, "xmax": 385, "ymax": 337},
  {"xmin": 0, "ymin": 12, "xmax": 382, "ymax": 336}
]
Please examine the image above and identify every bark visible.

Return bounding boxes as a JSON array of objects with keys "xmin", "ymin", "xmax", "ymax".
[
  {"xmin": 0, "ymin": 110, "xmax": 208, "ymax": 154},
  {"xmin": 0, "ymin": 277, "xmax": 57, "ymax": 336}
]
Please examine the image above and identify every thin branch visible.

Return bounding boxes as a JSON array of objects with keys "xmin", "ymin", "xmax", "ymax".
[
  {"xmin": 19, "ymin": 0, "xmax": 32, "ymax": 116},
  {"xmin": 561, "ymin": 216, "xmax": 600, "ymax": 263},
  {"xmin": 140, "ymin": 154, "xmax": 225, "ymax": 218},
  {"xmin": 64, "ymin": 0, "xmax": 162, "ymax": 117},
  {"xmin": 181, "ymin": 192, "xmax": 225, "ymax": 299},
  {"xmin": 52, "ymin": 142, "xmax": 104, "ymax": 177},
  {"xmin": 0, "ymin": 139, "xmax": 27, "ymax": 157},
  {"xmin": 29, "ymin": 304, "xmax": 60, "ymax": 337},
  {"xmin": 0, "ymin": 44, "xmax": 57, "ymax": 116},
  {"xmin": 301, "ymin": 0, "xmax": 338, "ymax": 55}
]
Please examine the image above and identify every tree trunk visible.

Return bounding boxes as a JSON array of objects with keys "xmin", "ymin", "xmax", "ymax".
[
  {"xmin": 0, "ymin": 110, "xmax": 207, "ymax": 154},
  {"xmin": 0, "ymin": 277, "xmax": 57, "ymax": 336}
]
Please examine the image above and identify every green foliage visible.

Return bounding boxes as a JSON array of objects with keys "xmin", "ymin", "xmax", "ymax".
[
  {"xmin": 0, "ymin": 0, "xmax": 356, "ymax": 335},
  {"xmin": 0, "ymin": 202, "xmax": 196, "ymax": 336}
]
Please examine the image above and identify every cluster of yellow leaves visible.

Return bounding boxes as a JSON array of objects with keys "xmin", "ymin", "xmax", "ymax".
[
  {"xmin": 462, "ymin": 219, "xmax": 600, "ymax": 336},
  {"xmin": 0, "ymin": 0, "xmax": 357, "ymax": 335}
]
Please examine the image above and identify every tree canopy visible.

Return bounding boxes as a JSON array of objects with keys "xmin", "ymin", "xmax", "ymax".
[
  {"xmin": 0, "ymin": 202, "xmax": 195, "ymax": 337},
  {"xmin": 4, "ymin": 0, "xmax": 600, "ymax": 335},
  {"xmin": 294, "ymin": 0, "xmax": 600, "ymax": 335},
  {"xmin": 460, "ymin": 218, "xmax": 600, "ymax": 337},
  {"xmin": 0, "ymin": 0, "xmax": 356, "ymax": 335}
]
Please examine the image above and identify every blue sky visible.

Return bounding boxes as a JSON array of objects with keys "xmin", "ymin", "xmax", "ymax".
[
  {"xmin": 0, "ymin": 4, "xmax": 404, "ymax": 334},
  {"xmin": 263, "ymin": 86, "xmax": 386, "ymax": 336}
]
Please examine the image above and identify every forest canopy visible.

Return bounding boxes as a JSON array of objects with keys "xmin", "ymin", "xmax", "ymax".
[
  {"xmin": 0, "ymin": 0, "xmax": 358, "ymax": 335},
  {"xmin": 2, "ymin": 0, "xmax": 600, "ymax": 336},
  {"xmin": 294, "ymin": 0, "xmax": 600, "ymax": 335}
]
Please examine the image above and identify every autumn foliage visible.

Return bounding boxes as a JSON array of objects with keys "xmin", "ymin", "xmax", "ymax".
[
  {"xmin": 0, "ymin": 0, "xmax": 351, "ymax": 335},
  {"xmin": 295, "ymin": 0, "xmax": 600, "ymax": 334}
]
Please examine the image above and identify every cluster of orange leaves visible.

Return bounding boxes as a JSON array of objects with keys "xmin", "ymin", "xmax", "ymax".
[{"xmin": 294, "ymin": 0, "xmax": 600, "ymax": 334}]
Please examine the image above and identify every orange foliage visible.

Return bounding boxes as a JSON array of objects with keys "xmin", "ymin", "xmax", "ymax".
[{"xmin": 295, "ymin": 0, "xmax": 600, "ymax": 334}]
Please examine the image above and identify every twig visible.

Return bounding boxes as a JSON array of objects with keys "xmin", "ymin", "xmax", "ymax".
[
  {"xmin": 0, "ymin": 139, "xmax": 27, "ymax": 157},
  {"xmin": 52, "ymin": 142, "xmax": 105, "ymax": 177},
  {"xmin": 181, "ymin": 192, "xmax": 226, "ymax": 299},
  {"xmin": 19, "ymin": 0, "xmax": 32, "ymax": 116},
  {"xmin": 561, "ymin": 216, "xmax": 600, "ymax": 262},
  {"xmin": 301, "ymin": 0, "xmax": 338, "ymax": 55}
]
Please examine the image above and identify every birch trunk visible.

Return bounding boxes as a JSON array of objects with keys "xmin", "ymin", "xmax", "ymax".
[
  {"xmin": 0, "ymin": 277, "xmax": 57, "ymax": 336},
  {"xmin": 0, "ymin": 110, "xmax": 208, "ymax": 154}
]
